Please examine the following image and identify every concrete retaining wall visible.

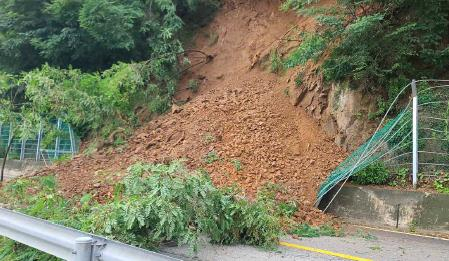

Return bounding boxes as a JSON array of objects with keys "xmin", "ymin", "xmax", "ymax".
[
  {"xmin": 319, "ymin": 184, "xmax": 449, "ymax": 232},
  {"xmin": 0, "ymin": 159, "xmax": 46, "ymax": 180}
]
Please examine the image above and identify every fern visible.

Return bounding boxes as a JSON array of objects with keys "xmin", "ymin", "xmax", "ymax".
[{"xmin": 0, "ymin": 162, "xmax": 294, "ymax": 256}]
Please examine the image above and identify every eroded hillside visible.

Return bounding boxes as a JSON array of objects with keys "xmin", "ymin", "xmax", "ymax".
[{"xmin": 37, "ymin": 0, "xmax": 346, "ymax": 223}]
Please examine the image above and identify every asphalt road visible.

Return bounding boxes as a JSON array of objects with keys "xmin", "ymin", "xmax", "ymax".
[{"xmin": 162, "ymin": 226, "xmax": 449, "ymax": 261}]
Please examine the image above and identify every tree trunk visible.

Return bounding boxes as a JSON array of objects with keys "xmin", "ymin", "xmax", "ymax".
[{"xmin": 1, "ymin": 135, "xmax": 14, "ymax": 182}]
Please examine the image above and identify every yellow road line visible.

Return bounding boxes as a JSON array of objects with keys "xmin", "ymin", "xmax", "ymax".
[
  {"xmin": 352, "ymin": 224, "xmax": 449, "ymax": 241},
  {"xmin": 279, "ymin": 241, "xmax": 372, "ymax": 261}
]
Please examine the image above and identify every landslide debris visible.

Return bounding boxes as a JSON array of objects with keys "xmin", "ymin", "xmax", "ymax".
[{"xmin": 37, "ymin": 0, "xmax": 346, "ymax": 224}]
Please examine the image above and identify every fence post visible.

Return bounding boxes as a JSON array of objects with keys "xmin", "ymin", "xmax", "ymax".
[
  {"xmin": 20, "ymin": 139, "xmax": 25, "ymax": 160},
  {"xmin": 74, "ymin": 237, "xmax": 93, "ymax": 261},
  {"xmin": 69, "ymin": 125, "xmax": 76, "ymax": 157},
  {"xmin": 54, "ymin": 119, "xmax": 61, "ymax": 159},
  {"xmin": 36, "ymin": 127, "xmax": 43, "ymax": 161},
  {"xmin": 412, "ymin": 79, "xmax": 418, "ymax": 189},
  {"xmin": 7, "ymin": 123, "xmax": 13, "ymax": 160}
]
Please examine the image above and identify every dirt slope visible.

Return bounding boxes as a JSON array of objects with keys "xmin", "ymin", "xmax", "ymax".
[{"xmin": 38, "ymin": 0, "xmax": 345, "ymax": 224}]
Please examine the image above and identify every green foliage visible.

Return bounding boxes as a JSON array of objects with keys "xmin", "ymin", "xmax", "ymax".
[
  {"xmin": 434, "ymin": 174, "xmax": 449, "ymax": 194},
  {"xmin": 270, "ymin": 49, "xmax": 284, "ymax": 74},
  {"xmin": 280, "ymin": 0, "xmax": 317, "ymax": 12},
  {"xmin": 284, "ymin": 34, "xmax": 327, "ymax": 68},
  {"xmin": 0, "ymin": 0, "xmax": 220, "ymax": 73},
  {"xmin": 203, "ymin": 133, "xmax": 216, "ymax": 144},
  {"xmin": 354, "ymin": 229, "xmax": 377, "ymax": 241},
  {"xmin": 0, "ymin": 0, "xmax": 221, "ymax": 141},
  {"xmin": 188, "ymin": 79, "xmax": 200, "ymax": 93},
  {"xmin": 204, "ymin": 151, "xmax": 220, "ymax": 164},
  {"xmin": 0, "ymin": 162, "xmax": 292, "ymax": 257},
  {"xmin": 79, "ymin": 0, "xmax": 145, "ymax": 50},
  {"xmin": 291, "ymin": 224, "xmax": 340, "ymax": 238},
  {"xmin": 231, "ymin": 159, "xmax": 242, "ymax": 171},
  {"xmin": 389, "ymin": 168, "xmax": 409, "ymax": 187},
  {"xmin": 14, "ymin": 62, "xmax": 172, "ymax": 138},
  {"xmin": 353, "ymin": 162, "xmax": 390, "ymax": 185},
  {"xmin": 295, "ymin": 72, "xmax": 304, "ymax": 87},
  {"xmin": 284, "ymin": 0, "xmax": 449, "ymax": 93},
  {"xmin": 322, "ymin": 14, "xmax": 385, "ymax": 84}
]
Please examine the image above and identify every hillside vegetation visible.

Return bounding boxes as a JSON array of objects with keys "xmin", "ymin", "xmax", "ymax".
[
  {"xmin": 282, "ymin": 0, "xmax": 449, "ymax": 100},
  {"xmin": 0, "ymin": 0, "xmax": 219, "ymax": 141},
  {"xmin": 1, "ymin": 0, "xmax": 449, "ymax": 259}
]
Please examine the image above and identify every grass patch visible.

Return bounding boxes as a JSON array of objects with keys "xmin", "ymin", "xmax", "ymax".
[
  {"xmin": 270, "ymin": 49, "xmax": 285, "ymax": 74},
  {"xmin": 291, "ymin": 224, "xmax": 341, "ymax": 238},
  {"xmin": 202, "ymin": 133, "xmax": 216, "ymax": 144}
]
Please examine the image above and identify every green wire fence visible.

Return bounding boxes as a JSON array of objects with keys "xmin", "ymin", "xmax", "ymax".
[{"xmin": 0, "ymin": 119, "xmax": 80, "ymax": 162}]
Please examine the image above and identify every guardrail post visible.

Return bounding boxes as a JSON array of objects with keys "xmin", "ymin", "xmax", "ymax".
[
  {"xmin": 412, "ymin": 79, "xmax": 418, "ymax": 189},
  {"xmin": 75, "ymin": 237, "xmax": 93, "ymax": 261}
]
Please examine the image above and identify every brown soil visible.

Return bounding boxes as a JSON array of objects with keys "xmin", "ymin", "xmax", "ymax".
[{"xmin": 36, "ymin": 0, "xmax": 345, "ymax": 224}]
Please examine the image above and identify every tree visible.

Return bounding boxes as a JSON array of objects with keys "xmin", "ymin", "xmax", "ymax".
[
  {"xmin": 0, "ymin": 0, "xmax": 220, "ymax": 73},
  {"xmin": 0, "ymin": 73, "xmax": 40, "ymax": 181}
]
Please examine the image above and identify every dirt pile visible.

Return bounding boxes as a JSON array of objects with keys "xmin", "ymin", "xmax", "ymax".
[{"xmin": 36, "ymin": 0, "xmax": 346, "ymax": 224}]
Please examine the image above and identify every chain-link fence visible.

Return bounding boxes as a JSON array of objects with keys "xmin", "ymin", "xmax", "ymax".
[
  {"xmin": 0, "ymin": 119, "xmax": 80, "ymax": 162},
  {"xmin": 318, "ymin": 79, "xmax": 449, "ymax": 207}
]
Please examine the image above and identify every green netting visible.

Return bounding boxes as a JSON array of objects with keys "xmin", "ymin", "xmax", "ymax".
[
  {"xmin": 317, "ymin": 107, "xmax": 412, "ymax": 202},
  {"xmin": 317, "ymin": 80, "xmax": 449, "ymax": 203}
]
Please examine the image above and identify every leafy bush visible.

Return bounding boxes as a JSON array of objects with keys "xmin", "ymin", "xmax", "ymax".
[
  {"xmin": 284, "ymin": 34, "xmax": 327, "ymax": 68},
  {"xmin": 270, "ymin": 49, "xmax": 284, "ymax": 74},
  {"xmin": 0, "ymin": 162, "xmax": 292, "ymax": 257},
  {"xmin": 353, "ymin": 162, "xmax": 390, "ymax": 185},
  {"xmin": 434, "ymin": 174, "xmax": 449, "ymax": 194},
  {"xmin": 389, "ymin": 167, "xmax": 409, "ymax": 187},
  {"xmin": 13, "ymin": 62, "xmax": 173, "ymax": 138}
]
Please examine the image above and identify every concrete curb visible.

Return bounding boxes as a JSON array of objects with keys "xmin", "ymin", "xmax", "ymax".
[{"xmin": 319, "ymin": 184, "xmax": 449, "ymax": 232}]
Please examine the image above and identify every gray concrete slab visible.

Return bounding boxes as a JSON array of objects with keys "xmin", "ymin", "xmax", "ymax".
[
  {"xmin": 0, "ymin": 159, "xmax": 46, "ymax": 180},
  {"xmin": 319, "ymin": 184, "xmax": 449, "ymax": 231}
]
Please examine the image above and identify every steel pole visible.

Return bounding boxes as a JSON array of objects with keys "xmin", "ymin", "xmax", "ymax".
[
  {"xmin": 20, "ymin": 139, "xmax": 26, "ymax": 160},
  {"xmin": 54, "ymin": 119, "xmax": 61, "ymax": 159},
  {"xmin": 412, "ymin": 79, "xmax": 418, "ymax": 189},
  {"xmin": 74, "ymin": 237, "xmax": 93, "ymax": 261},
  {"xmin": 68, "ymin": 125, "xmax": 75, "ymax": 157},
  {"xmin": 36, "ymin": 128, "xmax": 43, "ymax": 161}
]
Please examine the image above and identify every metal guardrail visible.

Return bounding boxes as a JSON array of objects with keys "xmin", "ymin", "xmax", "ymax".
[{"xmin": 0, "ymin": 208, "xmax": 181, "ymax": 261}]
